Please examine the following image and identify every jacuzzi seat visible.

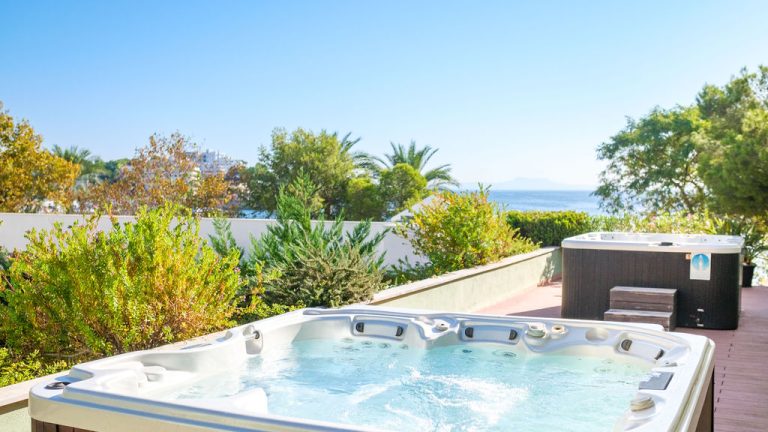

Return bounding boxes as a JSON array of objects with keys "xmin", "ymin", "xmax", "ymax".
[{"xmin": 30, "ymin": 307, "xmax": 715, "ymax": 432}]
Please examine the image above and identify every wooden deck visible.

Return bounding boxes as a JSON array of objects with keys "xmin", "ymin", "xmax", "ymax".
[{"xmin": 480, "ymin": 283, "xmax": 768, "ymax": 432}]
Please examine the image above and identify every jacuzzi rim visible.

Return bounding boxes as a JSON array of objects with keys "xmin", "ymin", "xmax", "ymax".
[
  {"xmin": 562, "ymin": 231, "xmax": 744, "ymax": 254},
  {"xmin": 29, "ymin": 306, "xmax": 715, "ymax": 432}
]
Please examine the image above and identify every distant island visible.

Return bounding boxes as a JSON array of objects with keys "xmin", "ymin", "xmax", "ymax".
[{"xmin": 460, "ymin": 177, "xmax": 595, "ymax": 191}]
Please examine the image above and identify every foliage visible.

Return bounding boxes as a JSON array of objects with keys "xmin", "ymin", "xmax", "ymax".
[
  {"xmin": 0, "ymin": 204, "xmax": 241, "ymax": 358},
  {"xmin": 710, "ymin": 216, "xmax": 768, "ymax": 264},
  {"xmin": 0, "ymin": 221, "xmax": 9, "ymax": 274},
  {"xmin": 0, "ymin": 102, "xmax": 80, "ymax": 212},
  {"xmin": 209, "ymin": 217, "xmax": 243, "ymax": 258},
  {"xmin": 360, "ymin": 141, "xmax": 458, "ymax": 189},
  {"xmin": 102, "ymin": 158, "xmax": 130, "ymax": 182},
  {"xmin": 52, "ymin": 145, "xmax": 110, "ymax": 187},
  {"xmin": 591, "ymin": 211, "xmax": 768, "ymax": 265},
  {"xmin": 595, "ymin": 106, "xmax": 708, "ymax": 214},
  {"xmin": 595, "ymin": 65, "xmax": 768, "ymax": 218},
  {"xmin": 206, "ymin": 217, "xmax": 296, "ymax": 323},
  {"xmin": 0, "ymin": 348, "xmax": 69, "ymax": 387},
  {"xmin": 399, "ymin": 188, "xmax": 538, "ymax": 274},
  {"xmin": 345, "ymin": 176, "xmax": 383, "ymax": 220},
  {"xmin": 0, "ymin": 246, "xmax": 8, "ymax": 274},
  {"xmin": 697, "ymin": 66, "xmax": 768, "ymax": 217},
  {"xmin": 243, "ymin": 128, "xmax": 361, "ymax": 218},
  {"xmin": 590, "ymin": 211, "xmax": 718, "ymax": 234},
  {"xmin": 247, "ymin": 178, "xmax": 387, "ymax": 308},
  {"xmin": 378, "ymin": 163, "xmax": 428, "ymax": 216},
  {"xmin": 384, "ymin": 258, "xmax": 436, "ymax": 285},
  {"xmin": 83, "ymin": 133, "xmax": 236, "ymax": 216},
  {"xmin": 189, "ymin": 172, "xmax": 238, "ymax": 216},
  {"xmin": 506, "ymin": 210, "xmax": 594, "ymax": 246},
  {"xmin": 345, "ymin": 165, "xmax": 429, "ymax": 221}
]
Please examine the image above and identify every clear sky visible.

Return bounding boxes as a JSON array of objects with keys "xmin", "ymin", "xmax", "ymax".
[{"xmin": 2, "ymin": 1, "xmax": 767, "ymax": 188}]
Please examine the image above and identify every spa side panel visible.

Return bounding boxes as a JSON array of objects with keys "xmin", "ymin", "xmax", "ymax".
[{"xmin": 562, "ymin": 248, "xmax": 741, "ymax": 329}]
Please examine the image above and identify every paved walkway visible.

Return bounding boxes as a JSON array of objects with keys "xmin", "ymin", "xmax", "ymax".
[{"xmin": 480, "ymin": 282, "xmax": 768, "ymax": 432}]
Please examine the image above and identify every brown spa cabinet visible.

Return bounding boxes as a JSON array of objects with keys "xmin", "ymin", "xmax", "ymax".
[{"xmin": 561, "ymin": 232, "xmax": 744, "ymax": 330}]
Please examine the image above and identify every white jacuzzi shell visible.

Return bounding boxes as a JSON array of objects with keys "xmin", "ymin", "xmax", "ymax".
[{"xmin": 29, "ymin": 307, "xmax": 715, "ymax": 432}]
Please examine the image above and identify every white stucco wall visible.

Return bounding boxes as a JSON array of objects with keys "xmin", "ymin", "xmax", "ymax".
[{"xmin": 0, "ymin": 213, "xmax": 422, "ymax": 267}]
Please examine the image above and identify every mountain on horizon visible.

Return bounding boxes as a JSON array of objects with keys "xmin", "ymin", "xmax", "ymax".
[{"xmin": 460, "ymin": 177, "xmax": 595, "ymax": 191}]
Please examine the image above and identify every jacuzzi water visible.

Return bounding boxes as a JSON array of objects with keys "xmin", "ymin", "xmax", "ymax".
[
  {"xmin": 29, "ymin": 307, "xmax": 716, "ymax": 432},
  {"xmin": 163, "ymin": 338, "xmax": 649, "ymax": 431}
]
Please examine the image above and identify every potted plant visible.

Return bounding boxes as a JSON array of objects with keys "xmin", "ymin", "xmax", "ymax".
[
  {"xmin": 741, "ymin": 229, "xmax": 767, "ymax": 287},
  {"xmin": 714, "ymin": 216, "xmax": 767, "ymax": 287}
]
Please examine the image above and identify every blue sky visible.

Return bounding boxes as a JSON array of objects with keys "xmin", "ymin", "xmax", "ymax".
[{"xmin": 2, "ymin": 1, "xmax": 767, "ymax": 188}]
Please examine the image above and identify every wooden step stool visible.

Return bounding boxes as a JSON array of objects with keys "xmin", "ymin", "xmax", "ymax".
[{"xmin": 604, "ymin": 286, "xmax": 677, "ymax": 331}]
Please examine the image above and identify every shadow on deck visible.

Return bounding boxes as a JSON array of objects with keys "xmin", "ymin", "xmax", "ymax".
[{"xmin": 479, "ymin": 283, "xmax": 768, "ymax": 432}]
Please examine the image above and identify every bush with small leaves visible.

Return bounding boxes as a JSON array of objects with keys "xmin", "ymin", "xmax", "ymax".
[
  {"xmin": 384, "ymin": 257, "xmax": 436, "ymax": 285},
  {"xmin": 0, "ymin": 204, "xmax": 241, "ymax": 359},
  {"xmin": 506, "ymin": 210, "xmax": 595, "ymax": 246},
  {"xmin": 0, "ymin": 348, "xmax": 69, "ymax": 387},
  {"xmin": 399, "ymin": 188, "xmax": 538, "ymax": 274}
]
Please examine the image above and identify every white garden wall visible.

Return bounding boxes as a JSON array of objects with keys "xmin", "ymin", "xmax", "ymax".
[{"xmin": 0, "ymin": 213, "xmax": 422, "ymax": 267}]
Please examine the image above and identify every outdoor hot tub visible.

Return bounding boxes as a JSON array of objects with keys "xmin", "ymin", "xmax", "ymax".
[
  {"xmin": 29, "ymin": 307, "xmax": 714, "ymax": 432},
  {"xmin": 562, "ymin": 232, "xmax": 744, "ymax": 329}
]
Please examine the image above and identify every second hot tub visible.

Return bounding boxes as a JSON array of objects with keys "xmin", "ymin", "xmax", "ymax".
[{"xmin": 562, "ymin": 232, "xmax": 744, "ymax": 330}]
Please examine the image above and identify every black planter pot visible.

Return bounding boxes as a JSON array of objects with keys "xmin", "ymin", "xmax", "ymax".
[{"xmin": 742, "ymin": 263, "xmax": 756, "ymax": 287}]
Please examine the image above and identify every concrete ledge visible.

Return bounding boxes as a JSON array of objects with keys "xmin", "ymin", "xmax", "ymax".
[
  {"xmin": 0, "ymin": 371, "xmax": 68, "ymax": 432},
  {"xmin": 371, "ymin": 247, "xmax": 562, "ymax": 312},
  {"xmin": 0, "ymin": 371, "xmax": 67, "ymax": 411}
]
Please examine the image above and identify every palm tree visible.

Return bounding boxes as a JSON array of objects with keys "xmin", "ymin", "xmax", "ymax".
[
  {"xmin": 362, "ymin": 141, "xmax": 458, "ymax": 189},
  {"xmin": 52, "ymin": 145, "xmax": 107, "ymax": 184},
  {"xmin": 52, "ymin": 145, "xmax": 92, "ymax": 166}
]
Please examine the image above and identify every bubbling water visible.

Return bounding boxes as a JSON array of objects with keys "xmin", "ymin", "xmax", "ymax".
[{"xmin": 165, "ymin": 338, "xmax": 650, "ymax": 432}]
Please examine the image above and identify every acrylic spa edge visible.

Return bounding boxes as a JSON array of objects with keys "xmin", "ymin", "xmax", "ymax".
[{"xmin": 29, "ymin": 307, "xmax": 715, "ymax": 432}]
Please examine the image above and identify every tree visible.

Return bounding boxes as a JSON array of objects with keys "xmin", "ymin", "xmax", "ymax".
[
  {"xmin": 696, "ymin": 67, "xmax": 768, "ymax": 217},
  {"xmin": 378, "ymin": 163, "xmax": 427, "ymax": 215},
  {"xmin": 85, "ymin": 133, "xmax": 236, "ymax": 216},
  {"xmin": 102, "ymin": 158, "xmax": 130, "ymax": 183},
  {"xmin": 362, "ymin": 141, "xmax": 457, "ymax": 189},
  {"xmin": 345, "ymin": 176, "xmax": 383, "ymax": 220},
  {"xmin": 242, "ymin": 128, "xmax": 361, "ymax": 217},
  {"xmin": 343, "ymin": 165, "xmax": 428, "ymax": 221},
  {"xmin": 52, "ymin": 145, "xmax": 92, "ymax": 167},
  {"xmin": 52, "ymin": 145, "xmax": 109, "ymax": 186},
  {"xmin": 595, "ymin": 106, "xmax": 708, "ymax": 214},
  {"xmin": 0, "ymin": 103, "xmax": 80, "ymax": 212}
]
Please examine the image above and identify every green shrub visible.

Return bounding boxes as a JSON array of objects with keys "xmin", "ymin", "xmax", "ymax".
[
  {"xmin": 591, "ymin": 211, "xmax": 718, "ymax": 234},
  {"xmin": 246, "ymin": 178, "xmax": 387, "ymax": 308},
  {"xmin": 207, "ymin": 217, "xmax": 298, "ymax": 323},
  {"xmin": 398, "ymin": 188, "xmax": 538, "ymax": 274},
  {"xmin": 506, "ymin": 210, "xmax": 594, "ymax": 246},
  {"xmin": 591, "ymin": 212, "xmax": 768, "ymax": 266},
  {"xmin": 0, "ymin": 348, "xmax": 69, "ymax": 387},
  {"xmin": 0, "ymin": 220, "xmax": 9, "ymax": 274},
  {"xmin": 0, "ymin": 204, "xmax": 241, "ymax": 358},
  {"xmin": 384, "ymin": 258, "xmax": 436, "ymax": 285},
  {"xmin": 0, "ymin": 248, "xmax": 8, "ymax": 273},
  {"xmin": 710, "ymin": 216, "xmax": 768, "ymax": 264}
]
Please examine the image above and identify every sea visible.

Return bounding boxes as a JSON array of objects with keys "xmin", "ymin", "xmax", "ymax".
[
  {"xmin": 487, "ymin": 190, "xmax": 602, "ymax": 214},
  {"xmin": 243, "ymin": 190, "xmax": 603, "ymax": 219}
]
